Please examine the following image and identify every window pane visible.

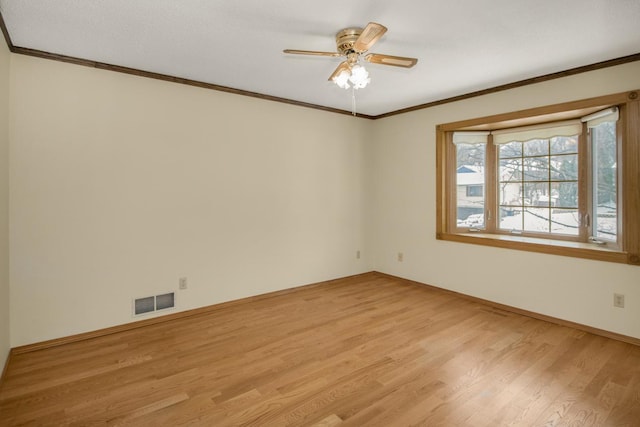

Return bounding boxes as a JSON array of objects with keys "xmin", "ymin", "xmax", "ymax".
[
  {"xmin": 523, "ymin": 139, "xmax": 549, "ymax": 157},
  {"xmin": 550, "ymin": 136, "xmax": 578, "ymax": 154},
  {"xmin": 456, "ymin": 143, "xmax": 485, "ymax": 228},
  {"xmin": 524, "ymin": 182, "xmax": 551, "ymax": 207},
  {"xmin": 552, "ymin": 182, "xmax": 578, "ymax": 208},
  {"xmin": 595, "ymin": 210, "xmax": 617, "ymax": 240},
  {"xmin": 592, "ymin": 121, "xmax": 617, "ymax": 241},
  {"xmin": 550, "ymin": 154, "xmax": 578, "ymax": 180},
  {"xmin": 500, "ymin": 158, "xmax": 522, "ymax": 181},
  {"xmin": 550, "ymin": 209, "xmax": 580, "ymax": 236},
  {"xmin": 499, "ymin": 182, "xmax": 522, "ymax": 207},
  {"xmin": 496, "ymin": 129, "xmax": 580, "ymax": 239},
  {"xmin": 523, "ymin": 157, "xmax": 549, "ymax": 181},
  {"xmin": 499, "ymin": 141, "xmax": 522, "ymax": 158},
  {"xmin": 499, "ymin": 208, "xmax": 522, "ymax": 231},
  {"xmin": 523, "ymin": 207, "xmax": 550, "ymax": 233}
]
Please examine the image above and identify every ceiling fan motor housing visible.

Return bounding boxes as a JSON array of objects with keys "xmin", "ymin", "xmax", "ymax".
[{"xmin": 335, "ymin": 28, "xmax": 363, "ymax": 54}]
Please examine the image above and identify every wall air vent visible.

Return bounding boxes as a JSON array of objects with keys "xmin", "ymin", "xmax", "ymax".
[
  {"xmin": 133, "ymin": 292, "xmax": 176, "ymax": 316},
  {"xmin": 155, "ymin": 292, "xmax": 175, "ymax": 310}
]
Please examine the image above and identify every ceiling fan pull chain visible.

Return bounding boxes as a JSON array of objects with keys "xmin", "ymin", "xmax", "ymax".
[{"xmin": 352, "ymin": 86, "xmax": 357, "ymax": 116}]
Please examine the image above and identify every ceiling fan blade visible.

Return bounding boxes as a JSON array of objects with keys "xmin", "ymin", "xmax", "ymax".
[
  {"xmin": 365, "ymin": 53, "xmax": 418, "ymax": 68},
  {"xmin": 328, "ymin": 61, "xmax": 350, "ymax": 81},
  {"xmin": 353, "ymin": 22, "xmax": 387, "ymax": 52},
  {"xmin": 283, "ymin": 49, "xmax": 341, "ymax": 57}
]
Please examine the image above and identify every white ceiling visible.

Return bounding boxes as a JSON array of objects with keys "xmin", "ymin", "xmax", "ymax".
[{"xmin": 1, "ymin": 0, "xmax": 639, "ymax": 116}]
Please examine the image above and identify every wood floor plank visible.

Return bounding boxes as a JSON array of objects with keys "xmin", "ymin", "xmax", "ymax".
[{"xmin": 1, "ymin": 272, "xmax": 639, "ymax": 426}]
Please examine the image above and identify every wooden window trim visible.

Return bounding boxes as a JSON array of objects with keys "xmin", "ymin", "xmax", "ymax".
[{"xmin": 436, "ymin": 90, "xmax": 640, "ymax": 265}]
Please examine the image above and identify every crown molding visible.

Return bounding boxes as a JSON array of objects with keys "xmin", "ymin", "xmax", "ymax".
[
  {"xmin": 374, "ymin": 52, "xmax": 640, "ymax": 119},
  {"xmin": 10, "ymin": 45, "xmax": 376, "ymax": 119}
]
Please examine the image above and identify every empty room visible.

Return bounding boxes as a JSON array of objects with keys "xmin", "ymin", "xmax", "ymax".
[{"xmin": 1, "ymin": 1, "xmax": 639, "ymax": 425}]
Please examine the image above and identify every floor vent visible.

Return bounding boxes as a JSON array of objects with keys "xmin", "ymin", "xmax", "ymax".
[{"xmin": 133, "ymin": 292, "xmax": 175, "ymax": 316}]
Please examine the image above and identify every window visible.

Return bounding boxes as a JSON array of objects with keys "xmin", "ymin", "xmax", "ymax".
[
  {"xmin": 436, "ymin": 90, "xmax": 640, "ymax": 265},
  {"xmin": 588, "ymin": 109, "xmax": 618, "ymax": 242},
  {"xmin": 494, "ymin": 120, "xmax": 582, "ymax": 237},
  {"xmin": 466, "ymin": 185, "xmax": 484, "ymax": 197},
  {"xmin": 454, "ymin": 134, "xmax": 487, "ymax": 228}
]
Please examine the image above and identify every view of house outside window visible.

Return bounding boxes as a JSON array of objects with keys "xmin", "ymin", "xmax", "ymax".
[{"xmin": 455, "ymin": 143, "xmax": 485, "ymax": 229}]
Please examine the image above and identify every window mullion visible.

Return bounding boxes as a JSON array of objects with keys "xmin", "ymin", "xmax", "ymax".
[
  {"xmin": 581, "ymin": 123, "xmax": 591, "ymax": 243},
  {"xmin": 616, "ymin": 110, "xmax": 624, "ymax": 251},
  {"xmin": 445, "ymin": 131, "xmax": 458, "ymax": 233},
  {"xmin": 485, "ymin": 134, "xmax": 497, "ymax": 233},
  {"xmin": 621, "ymin": 100, "xmax": 639, "ymax": 263},
  {"xmin": 547, "ymin": 142, "xmax": 552, "ymax": 234}
]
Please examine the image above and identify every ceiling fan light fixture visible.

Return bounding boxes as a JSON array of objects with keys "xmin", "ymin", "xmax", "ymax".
[
  {"xmin": 332, "ymin": 63, "xmax": 370, "ymax": 90},
  {"xmin": 349, "ymin": 64, "xmax": 370, "ymax": 89},
  {"xmin": 332, "ymin": 69, "xmax": 351, "ymax": 90}
]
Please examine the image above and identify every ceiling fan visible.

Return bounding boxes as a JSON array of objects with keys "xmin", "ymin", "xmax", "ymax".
[{"xmin": 283, "ymin": 22, "xmax": 418, "ymax": 90}]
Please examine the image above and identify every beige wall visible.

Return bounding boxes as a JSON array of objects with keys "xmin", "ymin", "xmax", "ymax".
[
  {"xmin": 6, "ymin": 50, "xmax": 640, "ymax": 348},
  {"xmin": 369, "ymin": 61, "xmax": 640, "ymax": 339},
  {"xmin": 9, "ymin": 55, "xmax": 370, "ymax": 346},
  {"xmin": 0, "ymin": 40, "xmax": 10, "ymax": 367}
]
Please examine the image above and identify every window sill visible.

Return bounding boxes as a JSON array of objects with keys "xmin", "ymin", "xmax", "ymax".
[{"xmin": 437, "ymin": 232, "xmax": 636, "ymax": 265}]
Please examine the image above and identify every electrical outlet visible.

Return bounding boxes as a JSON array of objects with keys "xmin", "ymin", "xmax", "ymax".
[
  {"xmin": 398, "ymin": 252, "xmax": 404, "ymax": 262},
  {"xmin": 613, "ymin": 293, "xmax": 625, "ymax": 308},
  {"xmin": 179, "ymin": 277, "xmax": 188, "ymax": 290},
  {"xmin": 356, "ymin": 250, "xmax": 361, "ymax": 259}
]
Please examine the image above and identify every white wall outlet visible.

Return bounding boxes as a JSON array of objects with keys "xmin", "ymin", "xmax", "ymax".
[
  {"xmin": 398, "ymin": 252, "xmax": 404, "ymax": 262},
  {"xmin": 613, "ymin": 293, "xmax": 625, "ymax": 308},
  {"xmin": 356, "ymin": 250, "xmax": 361, "ymax": 259},
  {"xmin": 179, "ymin": 277, "xmax": 188, "ymax": 290}
]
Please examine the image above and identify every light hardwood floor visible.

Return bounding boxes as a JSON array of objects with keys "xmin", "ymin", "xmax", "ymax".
[{"xmin": 1, "ymin": 273, "xmax": 639, "ymax": 426}]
